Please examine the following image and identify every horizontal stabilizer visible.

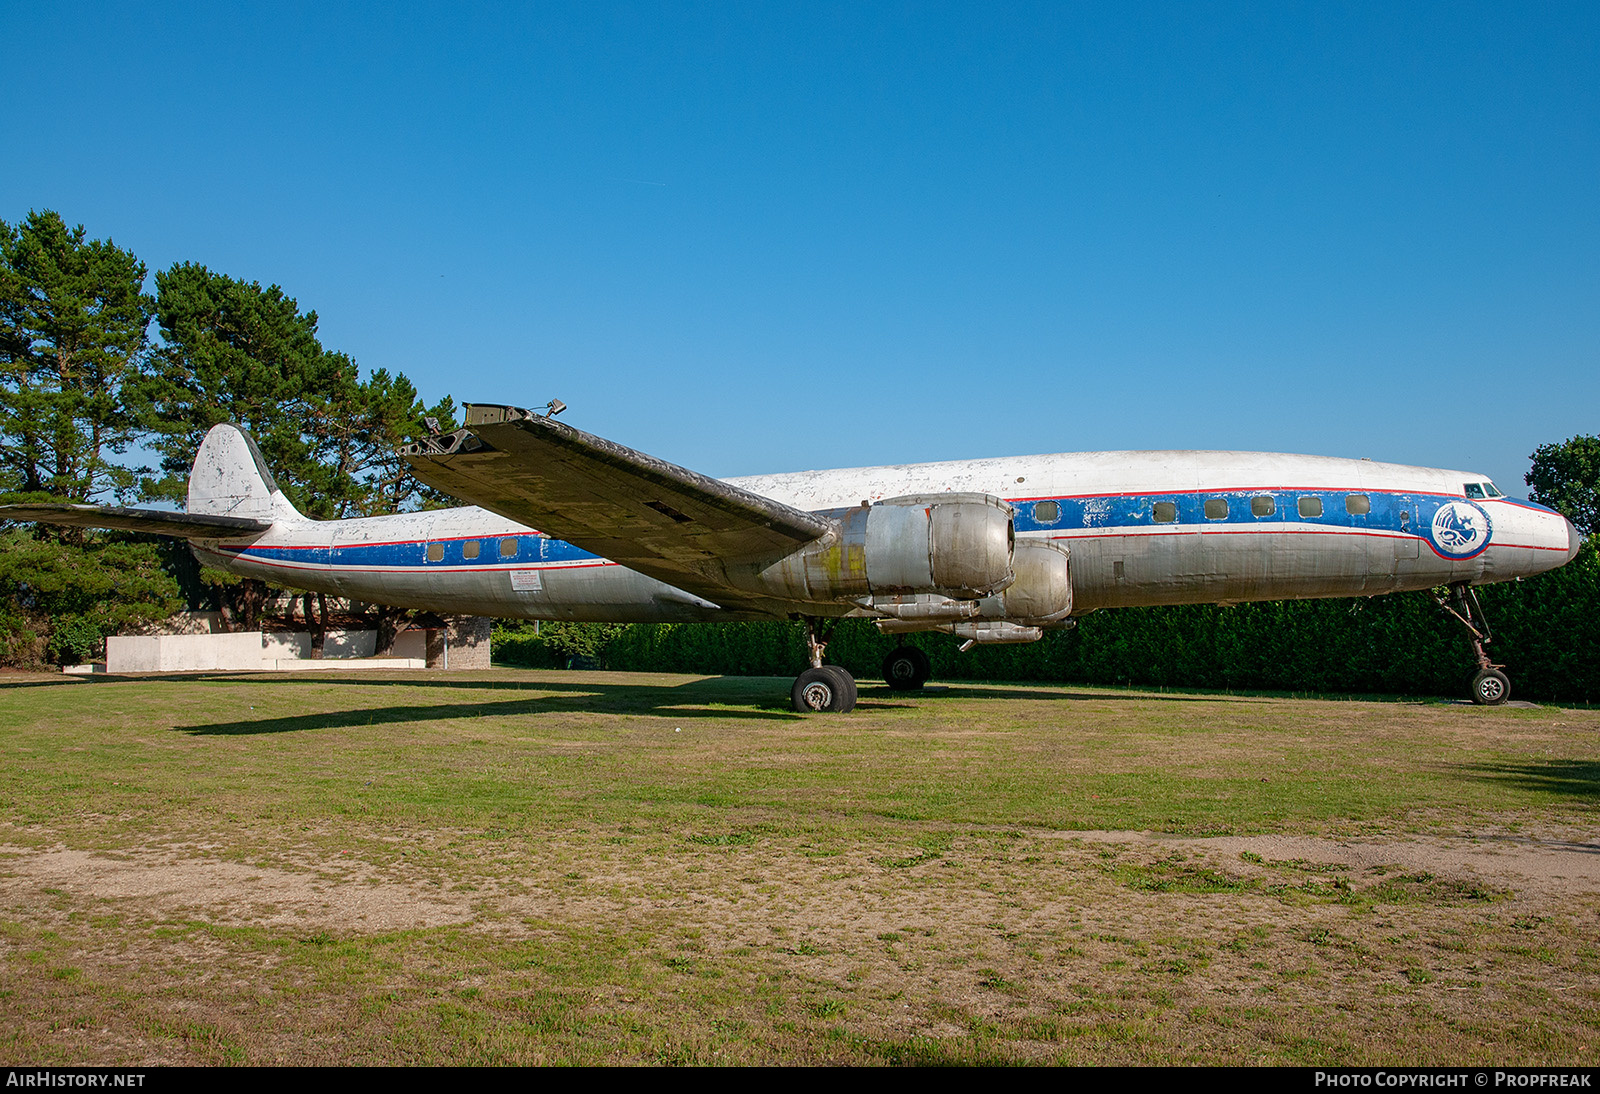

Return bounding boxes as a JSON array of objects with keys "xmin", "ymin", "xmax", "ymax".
[{"xmin": 0, "ymin": 503, "xmax": 272, "ymax": 539}]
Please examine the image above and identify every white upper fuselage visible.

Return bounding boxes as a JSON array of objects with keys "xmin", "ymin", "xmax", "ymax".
[{"xmin": 198, "ymin": 449, "xmax": 1580, "ymax": 623}]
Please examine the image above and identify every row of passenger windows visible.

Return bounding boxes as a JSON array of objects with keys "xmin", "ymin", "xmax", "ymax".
[
  {"xmin": 425, "ymin": 538, "xmax": 521, "ymax": 562},
  {"xmin": 1152, "ymin": 494, "xmax": 1370, "ymax": 523},
  {"xmin": 1031, "ymin": 494, "xmax": 1374, "ymax": 526}
]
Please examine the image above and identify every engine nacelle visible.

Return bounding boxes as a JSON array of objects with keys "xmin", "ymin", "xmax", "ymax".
[
  {"xmin": 868, "ymin": 541, "xmax": 1071, "ymax": 623},
  {"xmin": 978, "ymin": 540, "xmax": 1072, "ymax": 623},
  {"xmin": 864, "ymin": 493, "xmax": 1015, "ymax": 597},
  {"xmin": 728, "ymin": 493, "xmax": 1015, "ymax": 603}
]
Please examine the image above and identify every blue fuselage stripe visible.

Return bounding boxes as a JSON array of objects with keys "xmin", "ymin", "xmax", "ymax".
[{"xmin": 225, "ymin": 487, "xmax": 1515, "ymax": 570}]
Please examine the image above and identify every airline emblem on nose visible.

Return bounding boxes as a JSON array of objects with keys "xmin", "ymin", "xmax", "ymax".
[{"xmin": 1429, "ymin": 500, "xmax": 1491, "ymax": 559}]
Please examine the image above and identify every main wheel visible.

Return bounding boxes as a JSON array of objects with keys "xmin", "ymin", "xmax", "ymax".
[
  {"xmin": 882, "ymin": 646, "xmax": 931, "ymax": 690},
  {"xmin": 821, "ymin": 665, "xmax": 857, "ymax": 711},
  {"xmin": 1470, "ymin": 668, "xmax": 1510, "ymax": 706},
  {"xmin": 792, "ymin": 666, "xmax": 856, "ymax": 712}
]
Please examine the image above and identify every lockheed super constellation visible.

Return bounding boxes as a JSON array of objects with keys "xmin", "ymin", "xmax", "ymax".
[{"xmin": 4, "ymin": 403, "xmax": 1579, "ymax": 711}]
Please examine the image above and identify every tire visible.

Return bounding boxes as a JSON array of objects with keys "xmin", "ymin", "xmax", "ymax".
[
  {"xmin": 881, "ymin": 646, "xmax": 931, "ymax": 690},
  {"xmin": 1470, "ymin": 668, "xmax": 1510, "ymax": 706},
  {"xmin": 792, "ymin": 666, "xmax": 855, "ymax": 712}
]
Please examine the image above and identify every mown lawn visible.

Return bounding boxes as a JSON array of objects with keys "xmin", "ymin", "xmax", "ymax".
[{"xmin": 1, "ymin": 669, "xmax": 1595, "ymax": 1065}]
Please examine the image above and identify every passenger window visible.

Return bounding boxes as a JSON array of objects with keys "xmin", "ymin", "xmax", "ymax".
[
  {"xmin": 1345, "ymin": 494, "xmax": 1370, "ymax": 515},
  {"xmin": 1204, "ymin": 499, "xmax": 1228, "ymax": 520},
  {"xmin": 462, "ymin": 540, "xmax": 480, "ymax": 560},
  {"xmin": 1152, "ymin": 501, "xmax": 1178, "ymax": 523},
  {"xmin": 425, "ymin": 543, "xmax": 444, "ymax": 562},
  {"xmin": 1251, "ymin": 495, "xmax": 1275, "ymax": 517},
  {"xmin": 1298, "ymin": 497, "xmax": 1323, "ymax": 519},
  {"xmin": 1464, "ymin": 483, "xmax": 1485, "ymax": 499},
  {"xmin": 500, "ymin": 537, "xmax": 518, "ymax": 558},
  {"xmin": 1034, "ymin": 500, "xmax": 1060, "ymax": 523}
]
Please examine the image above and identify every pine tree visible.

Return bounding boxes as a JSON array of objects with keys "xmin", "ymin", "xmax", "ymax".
[{"xmin": 0, "ymin": 211, "xmax": 179, "ymax": 664}]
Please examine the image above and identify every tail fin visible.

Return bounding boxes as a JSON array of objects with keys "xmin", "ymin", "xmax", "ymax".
[{"xmin": 188, "ymin": 424, "xmax": 304, "ymax": 524}]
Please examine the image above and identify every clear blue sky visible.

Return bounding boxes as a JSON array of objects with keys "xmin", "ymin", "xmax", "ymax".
[{"xmin": 3, "ymin": 2, "xmax": 1596, "ymax": 498}]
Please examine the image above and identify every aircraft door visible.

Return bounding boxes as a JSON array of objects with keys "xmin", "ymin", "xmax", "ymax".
[{"xmin": 1362, "ymin": 491, "xmax": 1421, "ymax": 593}]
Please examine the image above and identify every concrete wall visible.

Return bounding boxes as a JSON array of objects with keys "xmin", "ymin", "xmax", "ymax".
[
  {"xmin": 108, "ymin": 632, "xmax": 271, "ymax": 672},
  {"xmin": 391, "ymin": 630, "xmax": 427, "ymax": 660},
  {"xmin": 263, "ymin": 632, "xmax": 311, "ymax": 660},
  {"xmin": 322, "ymin": 630, "xmax": 377, "ymax": 658},
  {"xmin": 104, "ymin": 617, "xmax": 494, "ymax": 673}
]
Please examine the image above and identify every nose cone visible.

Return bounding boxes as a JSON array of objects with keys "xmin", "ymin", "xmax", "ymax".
[{"xmin": 1565, "ymin": 516, "xmax": 1582, "ymax": 565}]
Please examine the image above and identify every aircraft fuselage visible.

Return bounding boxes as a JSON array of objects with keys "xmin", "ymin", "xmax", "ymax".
[{"xmin": 195, "ymin": 449, "xmax": 1580, "ymax": 623}]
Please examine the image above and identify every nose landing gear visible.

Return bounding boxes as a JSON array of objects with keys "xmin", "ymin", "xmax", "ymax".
[{"xmin": 1436, "ymin": 582, "xmax": 1510, "ymax": 705}]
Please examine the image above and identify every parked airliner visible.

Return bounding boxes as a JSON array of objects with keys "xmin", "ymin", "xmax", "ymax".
[{"xmin": 3, "ymin": 404, "xmax": 1580, "ymax": 711}]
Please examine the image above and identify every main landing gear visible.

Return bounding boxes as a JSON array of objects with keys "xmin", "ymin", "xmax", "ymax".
[
  {"xmin": 881, "ymin": 645, "xmax": 931, "ymax": 691},
  {"xmin": 791, "ymin": 618, "xmax": 857, "ymax": 713},
  {"xmin": 1435, "ymin": 581, "xmax": 1510, "ymax": 705},
  {"xmin": 788, "ymin": 622, "xmax": 942, "ymax": 711}
]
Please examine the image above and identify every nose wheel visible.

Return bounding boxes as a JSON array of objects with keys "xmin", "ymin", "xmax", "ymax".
[{"xmin": 1470, "ymin": 668, "xmax": 1510, "ymax": 706}]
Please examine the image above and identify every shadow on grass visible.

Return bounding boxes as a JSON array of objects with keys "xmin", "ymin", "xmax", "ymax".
[
  {"xmin": 134, "ymin": 670, "xmax": 1259, "ymax": 706},
  {"xmin": 1453, "ymin": 760, "xmax": 1600, "ymax": 803},
  {"xmin": 8, "ymin": 667, "xmax": 1440, "ymax": 722},
  {"xmin": 175, "ymin": 674, "xmax": 927, "ymax": 734}
]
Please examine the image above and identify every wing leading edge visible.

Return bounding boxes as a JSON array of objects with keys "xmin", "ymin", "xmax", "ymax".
[{"xmin": 402, "ymin": 405, "xmax": 833, "ymax": 610}]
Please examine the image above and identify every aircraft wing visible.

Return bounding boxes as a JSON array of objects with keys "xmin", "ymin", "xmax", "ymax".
[
  {"xmin": 0, "ymin": 503, "xmax": 272, "ymax": 539},
  {"xmin": 402, "ymin": 404, "xmax": 832, "ymax": 608}
]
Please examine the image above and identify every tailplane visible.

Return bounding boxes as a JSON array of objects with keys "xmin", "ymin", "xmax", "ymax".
[
  {"xmin": 188, "ymin": 424, "xmax": 304, "ymax": 524},
  {"xmin": 0, "ymin": 424, "xmax": 294, "ymax": 539}
]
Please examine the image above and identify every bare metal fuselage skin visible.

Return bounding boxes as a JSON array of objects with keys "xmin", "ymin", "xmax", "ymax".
[{"xmin": 192, "ymin": 449, "xmax": 1580, "ymax": 623}]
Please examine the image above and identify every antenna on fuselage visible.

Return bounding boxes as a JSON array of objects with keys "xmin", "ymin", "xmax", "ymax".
[{"xmin": 544, "ymin": 398, "xmax": 567, "ymax": 418}]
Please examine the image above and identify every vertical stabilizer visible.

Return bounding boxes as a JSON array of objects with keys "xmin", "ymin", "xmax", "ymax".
[{"xmin": 187, "ymin": 424, "xmax": 303, "ymax": 524}]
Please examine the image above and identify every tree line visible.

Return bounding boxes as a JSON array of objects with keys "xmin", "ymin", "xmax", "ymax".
[{"xmin": 0, "ymin": 209, "xmax": 456, "ymax": 664}]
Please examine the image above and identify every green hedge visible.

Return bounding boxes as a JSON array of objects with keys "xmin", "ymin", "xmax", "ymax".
[{"xmin": 494, "ymin": 544, "xmax": 1599, "ymax": 702}]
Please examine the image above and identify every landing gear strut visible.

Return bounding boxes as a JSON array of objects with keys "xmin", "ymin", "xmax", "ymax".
[
  {"xmin": 1435, "ymin": 582, "xmax": 1510, "ymax": 705},
  {"xmin": 791, "ymin": 617, "xmax": 856, "ymax": 712}
]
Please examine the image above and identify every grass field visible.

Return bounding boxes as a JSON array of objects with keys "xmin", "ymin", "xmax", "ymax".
[{"xmin": 1, "ymin": 668, "xmax": 1596, "ymax": 1065}]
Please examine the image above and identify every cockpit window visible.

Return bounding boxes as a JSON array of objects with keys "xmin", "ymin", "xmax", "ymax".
[
  {"xmin": 1464, "ymin": 483, "xmax": 1486, "ymax": 499},
  {"xmin": 1484, "ymin": 481, "xmax": 1502, "ymax": 497}
]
